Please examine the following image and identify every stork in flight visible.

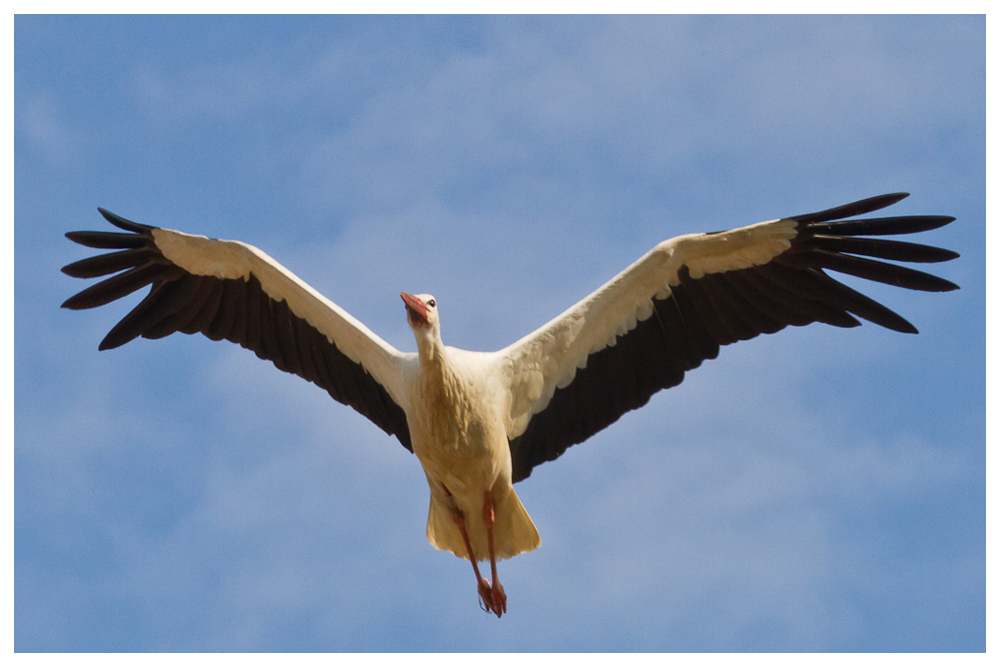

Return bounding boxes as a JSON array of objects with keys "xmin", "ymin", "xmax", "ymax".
[{"xmin": 62, "ymin": 193, "xmax": 958, "ymax": 618}]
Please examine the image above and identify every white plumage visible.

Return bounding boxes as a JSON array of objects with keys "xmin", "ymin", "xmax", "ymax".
[{"xmin": 62, "ymin": 193, "xmax": 958, "ymax": 617}]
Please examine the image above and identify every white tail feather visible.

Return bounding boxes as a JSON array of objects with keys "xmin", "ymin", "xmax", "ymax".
[{"xmin": 426, "ymin": 485, "xmax": 540, "ymax": 561}]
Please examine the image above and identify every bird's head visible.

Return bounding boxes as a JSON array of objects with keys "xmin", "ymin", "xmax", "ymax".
[{"xmin": 400, "ymin": 292, "xmax": 439, "ymax": 331}]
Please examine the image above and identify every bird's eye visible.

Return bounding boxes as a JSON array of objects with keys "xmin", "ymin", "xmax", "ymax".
[{"xmin": 428, "ymin": 299, "xmax": 436, "ymax": 308}]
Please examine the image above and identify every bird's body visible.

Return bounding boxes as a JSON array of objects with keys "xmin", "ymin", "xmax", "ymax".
[
  {"xmin": 406, "ymin": 341, "xmax": 540, "ymax": 563},
  {"xmin": 61, "ymin": 193, "xmax": 959, "ymax": 617}
]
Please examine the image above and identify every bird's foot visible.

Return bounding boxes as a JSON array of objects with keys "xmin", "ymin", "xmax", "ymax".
[
  {"xmin": 490, "ymin": 580, "xmax": 507, "ymax": 618},
  {"xmin": 477, "ymin": 577, "xmax": 505, "ymax": 618},
  {"xmin": 477, "ymin": 577, "xmax": 495, "ymax": 614}
]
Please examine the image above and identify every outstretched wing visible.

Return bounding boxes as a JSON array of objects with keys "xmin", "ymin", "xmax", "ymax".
[
  {"xmin": 501, "ymin": 193, "xmax": 959, "ymax": 482},
  {"xmin": 62, "ymin": 208, "xmax": 414, "ymax": 451}
]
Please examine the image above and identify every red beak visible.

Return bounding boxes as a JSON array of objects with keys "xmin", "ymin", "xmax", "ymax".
[{"xmin": 400, "ymin": 292, "xmax": 428, "ymax": 325}]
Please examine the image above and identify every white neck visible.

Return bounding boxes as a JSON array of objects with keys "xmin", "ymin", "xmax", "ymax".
[{"xmin": 412, "ymin": 324, "xmax": 446, "ymax": 371}]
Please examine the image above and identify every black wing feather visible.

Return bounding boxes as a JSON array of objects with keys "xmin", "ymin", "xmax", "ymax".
[
  {"xmin": 62, "ymin": 209, "xmax": 412, "ymax": 452},
  {"xmin": 509, "ymin": 193, "xmax": 959, "ymax": 482}
]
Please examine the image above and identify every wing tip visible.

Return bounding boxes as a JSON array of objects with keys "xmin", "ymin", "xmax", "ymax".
[
  {"xmin": 791, "ymin": 192, "xmax": 916, "ymax": 226},
  {"xmin": 97, "ymin": 334, "xmax": 128, "ymax": 351},
  {"xmin": 97, "ymin": 207, "xmax": 154, "ymax": 233},
  {"xmin": 936, "ymin": 278, "xmax": 961, "ymax": 292}
]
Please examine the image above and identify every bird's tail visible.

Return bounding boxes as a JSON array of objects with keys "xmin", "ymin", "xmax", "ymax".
[
  {"xmin": 490, "ymin": 485, "xmax": 541, "ymax": 560},
  {"xmin": 426, "ymin": 483, "xmax": 540, "ymax": 562}
]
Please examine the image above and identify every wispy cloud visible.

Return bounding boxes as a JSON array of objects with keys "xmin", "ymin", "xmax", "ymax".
[
  {"xmin": 16, "ymin": 14, "xmax": 983, "ymax": 652},
  {"xmin": 18, "ymin": 91, "xmax": 81, "ymax": 166}
]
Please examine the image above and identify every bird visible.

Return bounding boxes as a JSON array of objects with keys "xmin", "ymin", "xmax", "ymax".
[{"xmin": 61, "ymin": 192, "xmax": 959, "ymax": 618}]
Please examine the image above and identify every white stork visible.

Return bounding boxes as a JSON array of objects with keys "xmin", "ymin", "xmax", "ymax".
[{"xmin": 62, "ymin": 193, "xmax": 958, "ymax": 618}]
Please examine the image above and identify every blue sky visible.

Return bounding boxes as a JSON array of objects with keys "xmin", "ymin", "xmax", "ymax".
[{"xmin": 14, "ymin": 15, "xmax": 984, "ymax": 652}]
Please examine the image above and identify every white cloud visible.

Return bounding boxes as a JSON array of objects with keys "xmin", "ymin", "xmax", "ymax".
[{"xmin": 16, "ymin": 14, "xmax": 982, "ymax": 652}]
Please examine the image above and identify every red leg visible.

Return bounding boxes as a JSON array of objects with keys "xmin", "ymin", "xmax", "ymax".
[
  {"xmin": 482, "ymin": 490, "xmax": 507, "ymax": 618},
  {"xmin": 444, "ymin": 485, "xmax": 496, "ymax": 615}
]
